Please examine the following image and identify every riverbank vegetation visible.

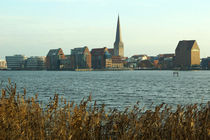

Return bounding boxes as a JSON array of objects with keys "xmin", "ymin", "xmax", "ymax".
[{"xmin": 0, "ymin": 82, "xmax": 209, "ymax": 139}]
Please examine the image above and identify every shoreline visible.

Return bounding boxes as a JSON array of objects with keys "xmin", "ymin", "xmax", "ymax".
[{"xmin": 1, "ymin": 68, "xmax": 209, "ymax": 71}]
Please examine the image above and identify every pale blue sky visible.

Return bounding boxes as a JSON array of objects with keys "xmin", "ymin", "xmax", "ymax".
[{"xmin": 0, "ymin": 0, "xmax": 210, "ymax": 59}]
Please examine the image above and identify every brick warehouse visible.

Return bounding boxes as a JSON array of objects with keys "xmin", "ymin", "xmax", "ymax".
[
  {"xmin": 46, "ymin": 48, "xmax": 66, "ymax": 70},
  {"xmin": 70, "ymin": 46, "xmax": 91, "ymax": 69},
  {"xmin": 175, "ymin": 40, "xmax": 200, "ymax": 68},
  {"xmin": 91, "ymin": 47, "xmax": 112, "ymax": 69}
]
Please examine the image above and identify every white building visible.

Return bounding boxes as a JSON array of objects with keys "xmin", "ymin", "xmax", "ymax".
[
  {"xmin": 25, "ymin": 56, "xmax": 46, "ymax": 70},
  {"xmin": 131, "ymin": 55, "xmax": 148, "ymax": 61},
  {"xmin": 0, "ymin": 60, "xmax": 7, "ymax": 69},
  {"xmin": 6, "ymin": 55, "xmax": 27, "ymax": 70}
]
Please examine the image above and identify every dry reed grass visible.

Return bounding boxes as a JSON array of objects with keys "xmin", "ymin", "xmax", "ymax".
[{"xmin": 0, "ymin": 81, "xmax": 209, "ymax": 140}]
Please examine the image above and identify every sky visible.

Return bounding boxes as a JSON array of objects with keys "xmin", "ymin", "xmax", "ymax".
[{"xmin": 0, "ymin": 0, "xmax": 210, "ymax": 60}]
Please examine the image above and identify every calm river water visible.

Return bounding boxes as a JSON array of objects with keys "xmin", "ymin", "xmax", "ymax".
[{"xmin": 0, "ymin": 71, "xmax": 209, "ymax": 110}]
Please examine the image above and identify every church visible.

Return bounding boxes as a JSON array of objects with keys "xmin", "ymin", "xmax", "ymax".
[
  {"xmin": 114, "ymin": 15, "xmax": 124, "ymax": 57},
  {"xmin": 111, "ymin": 15, "xmax": 125, "ymax": 68}
]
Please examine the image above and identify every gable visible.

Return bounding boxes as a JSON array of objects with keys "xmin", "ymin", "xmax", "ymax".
[{"xmin": 191, "ymin": 41, "xmax": 200, "ymax": 51}]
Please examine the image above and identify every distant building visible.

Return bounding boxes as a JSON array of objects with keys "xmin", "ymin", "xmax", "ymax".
[
  {"xmin": 175, "ymin": 40, "xmax": 200, "ymax": 68},
  {"xmin": 158, "ymin": 54, "xmax": 175, "ymax": 69},
  {"xmin": 70, "ymin": 46, "xmax": 91, "ymax": 69},
  {"xmin": 126, "ymin": 60, "xmax": 137, "ymax": 68},
  {"xmin": 148, "ymin": 56, "xmax": 158, "ymax": 62},
  {"xmin": 153, "ymin": 60, "xmax": 159, "ymax": 69},
  {"xmin": 148, "ymin": 56, "xmax": 159, "ymax": 67},
  {"xmin": 201, "ymin": 57, "xmax": 210, "ymax": 70},
  {"xmin": 25, "ymin": 56, "xmax": 46, "ymax": 70},
  {"xmin": 108, "ymin": 48, "xmax": 114, "ymax": 56},
  {"xmin": 111, "ymin": 56, "xmax": 124, "ymax": 68},
  {"xmin": 126, "ymin": 55, "xmax": 149, "ymax": 68},
  {"xmin": 0, "ymin": 60, "xmax": 7, "ymax": 69},
  {"xmin": 209, "ymin": 61, "xmax": 210, "ymax": 70},
  {"xmin": 91, "ymin": 47, "xmax": 112, "ymax": 69},
  {"xmin": 46, "ymin": 48, "xmax": 66, "ymax": 70},
  {"xmin": 131, "ymin": 55, "xmax": 148, "ymax": 61},
  {"xmin": 137, "ymin": 60, "xmax": 153, "ymax": 69},
  {"xmin": 60, "ymin": 55, "xmax": 71, "ymax": 70},
  {"xmin": 6, "ymin": 55, "xmax": 27, "ymax": 70},
  {"xmin": 114, "ymin": 15, "xmax": 124, "ymax": 57},
  {"xmin": 158, "ymin": 54, "xmax": 175, "ymax": 59}
]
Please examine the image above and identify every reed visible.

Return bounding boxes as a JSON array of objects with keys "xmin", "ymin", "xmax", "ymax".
[{"xmin": 0, "ymin": 81, "xmax": 209, "ymax": 139}]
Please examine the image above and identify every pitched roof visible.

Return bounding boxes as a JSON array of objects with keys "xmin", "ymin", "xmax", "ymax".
[
  {"xmin": 47, "ymin": 48, "xmax": 61, "ymax": 56},
  {"xmin": 131, "ymin": 55, "xmax": 148, "ymax": 59},
  {"xmin": 158, "ymin": 54, "xmax": 175, "ymax": 58},
  {"xmin": 176, "ymin": 40, "xmax": 196, "ymax": 50},
  {"xmin": 71, "ymin": 46, "xmax": 89, "ymax": 55},
  {"xmin": 91, "ymin": 47, "xmax": 108, "ymax": 55}
]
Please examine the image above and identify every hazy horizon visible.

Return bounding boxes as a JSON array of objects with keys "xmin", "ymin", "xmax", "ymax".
[{"xmin": 1, "ymin": 0, "xmax": 210, "ymax": 60}]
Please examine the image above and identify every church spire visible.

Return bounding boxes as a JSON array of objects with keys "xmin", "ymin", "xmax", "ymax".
[
  {"xmin": 115, "ymin": 15, "xmax": 122, "ymax": 43},
  {"xmin": 114, "ymin": 15, "xmax": 124, "ymax": 57}
]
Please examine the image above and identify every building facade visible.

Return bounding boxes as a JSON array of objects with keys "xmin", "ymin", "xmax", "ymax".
[
  {"xmin": 108, "ymin": 48, "xmax": 114, "ymax": 56},
  {"xmin": 0, "ymin": 60, "xmax": 7, "ymax": 69},
  {"xmin": 111, "ymin": 56, "xmax": 124, "ymax": 68},
  {"xmin": 60, "ymin": 55, "xmax": 71, "ymax": 70},
  {"xmin": 70, "ymin": 46, "xmax": 91, "ymax": 69},
  {"xmin": 6, "ymin": 55, "xmax": 27, "ymax": 70},
  {"xmin": 158, "ymin": 54, "xmax": 175, "ymax": 69},
  {"xmin": 114, "ymin": 16, "xmax": 124, "ymax": 57},
  {"xmin": 131, "ymin": 55, "xmax": 148, "ymax": 61},
  {"xmin": 201, "ymin": 57, "xmax": 210, "ymax": 70},
  {"xmin": 175, "ymin": 40, "xmax": 200, "ymax": 68},
  {"xmin": 46, "ymin": 48, "xmax": 66, "ymax": 70},
  {"xmin": 209, "ymin": 61, "xmax": 210, "ymax": 70},
  {"xmin": 25, "ymin": 56, "xmax": 46, "ymax": 70},
  {"xmin": 91, "ymin": 47, "xmax": 112, "ymax": 69}
]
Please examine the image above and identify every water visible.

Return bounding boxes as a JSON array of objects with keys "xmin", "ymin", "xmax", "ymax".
[{"xmin": 0, "ymin": 70, "xmax": 209, "ymax": 110}]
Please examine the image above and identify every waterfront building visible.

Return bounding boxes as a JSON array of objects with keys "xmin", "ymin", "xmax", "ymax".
[
  {"xmin": 201, "ymin": 57, "xmax": 210, "ymax": 70},
  {"xmin": 148, "ymin": 56, "xmax": 159, "ymax": 62},
  {"xmin": 153, "ymin": 60, "xmax": 159, "ymax": 69},
  {"xmin": 126, "ymin": 61, "xmax": 137, "ymax": 68},
  {"xmin": 108, "ymin": 48, "xmax": 114, "ymax": 56},
  {"xmin": 137, "ymin": 60, "xmax": 153, "ymax": 69},
  {"xmin": 148, "ymin": 56, "xmax": 159, "ymax": 66},
  {"xmin": 126, "ymin": 55, "xmax": 148, "ymax": 68},
  {"xmin": 175, "ymin": 40, "xmax": 200, "ymax": 68},
  {"xmin": 132, "ymin": 55, "xmax": 148, "ymax": 61},
  {"xmin": 158, "ymin": 54, "xmax": 175, "ymax": 69},
  {"xmin": 6, "ymin": 55, "xmax": 27, "ymax": 70},
  {"xmin": 91, "ymin": 47, "xmax": 112, "ymax": 69},
  {"xmin": 209, "ymin": 61, "xmax": 210, "ymax": 70},
  {"xmin": 0, "ymin": 60, "xmax": 7, "ymax": 69},
  {"xmin": 111, "ymin": 56, "xmax": 124, "ymax": 68},
  {"xmin": 25, "ymin": 56, "xmax": 46, "ymax": 70},
  {"xmin": 160, "ymin": 57, "xmax": 174, "ymax": 70},
  {"xmin": 114, "ymin": 15, "xmax": 124, "ymax": 57},
  {"xmin": 60, "ymin": 55, "xmax": 71, "ymax": 70},
  {"xmin": 46, "ymin": 48, "xmax": 66, "ymax": 70},
  {"xmin": 70, "ymin": 46, "xmax": 91, "ymax": 69},
  {"xmin": 158, "ymin": 54, "xmax": 175, "ymax": 59}
]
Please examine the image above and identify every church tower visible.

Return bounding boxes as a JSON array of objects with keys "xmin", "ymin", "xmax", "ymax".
[{"xmin": 114, "ymin": 15, "xmax": 124, "ymax": 57}]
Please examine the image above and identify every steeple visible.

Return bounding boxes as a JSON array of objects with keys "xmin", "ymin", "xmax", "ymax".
[
  {"xmin": 114, "ymin": 15, "xmax": 124, "ymax": 57},
  {"xmin": 115, "ymin": 15, "xmax": 122, "ymax": 43}
]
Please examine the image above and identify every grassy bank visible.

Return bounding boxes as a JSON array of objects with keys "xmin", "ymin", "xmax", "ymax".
[{"xmin": 0, "ymin": 82, "xmax": 209, "ymax": 139}]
